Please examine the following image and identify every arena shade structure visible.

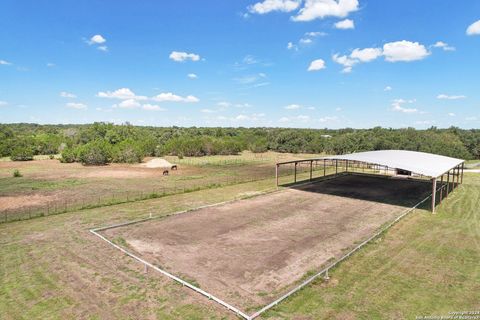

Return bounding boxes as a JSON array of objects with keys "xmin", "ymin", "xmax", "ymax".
[{"xmin": 276, "ymin": 149, "xmax": 465, "ymax": 213}]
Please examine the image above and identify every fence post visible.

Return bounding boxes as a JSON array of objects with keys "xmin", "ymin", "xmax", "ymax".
[
  {"xmin": 294, "ymin": 162, "xmax": 297, "ymax": 183},
  {"xmin": 310, "ymin": 160, "xmax": 313, "ymax": 180},
  {"xmin": 275, "ymin": 164, "xmax": 279, "ymax": 188}
]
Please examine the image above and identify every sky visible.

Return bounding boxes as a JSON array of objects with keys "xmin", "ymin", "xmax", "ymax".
[{"xmin": 0, "ymin": 0, "xmax": 479, "ymax": 129}]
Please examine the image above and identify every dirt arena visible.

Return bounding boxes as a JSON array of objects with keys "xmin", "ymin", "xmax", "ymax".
[{"xmin": 103, "ymin": 174, "xmax": 432, "ymax": 310}]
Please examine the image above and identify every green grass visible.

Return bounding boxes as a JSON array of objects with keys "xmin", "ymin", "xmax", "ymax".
[
  {"xmin": 0, "ymin": 178, "xmax": 277, "ymax": 319},
  {"xmin": 0, "ymin": 166, "xmax": 479, "ymax": 319},
  {"xmin": 261, "ymin": 173, "xmax": 480, "ymax": 319},
  {"xmin": 0, "ymin": 177, "xmax": 85, "ymax": 193}
]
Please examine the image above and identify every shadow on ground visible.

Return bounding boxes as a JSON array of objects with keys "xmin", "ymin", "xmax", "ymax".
[{"xmin": 286, "ymin": 173, "xmax": 433, "ymax": 209}]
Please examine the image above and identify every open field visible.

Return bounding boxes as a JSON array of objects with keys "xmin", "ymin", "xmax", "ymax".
[
  {"xmin": 0, "ymin": 151, "xmax": 323, "ymax": 220},
  {"xmin": 0, "ymin": 157, "xmax": 479, "ymax": 319},
  {"xmin": 102, "ymin": 175, "xmax": 432, "ymax": 312}
]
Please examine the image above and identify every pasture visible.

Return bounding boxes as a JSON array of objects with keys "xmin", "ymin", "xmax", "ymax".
[
  {"xmin": 0, "ymin": 153, "xmax": 478, "ymax": 319},
  {"xmin": 0, "ymin": 151, "xmax": 321, "ymax": 221}
]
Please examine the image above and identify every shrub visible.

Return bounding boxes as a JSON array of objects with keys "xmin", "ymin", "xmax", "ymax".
[
  {"xmin": 60, "ymin": 147, "xmax": 77, "ymax": 163},
  {"xmin": 10, "ymin": 146, "xmax": 34, "ymax": 161},
  {"xmin": 248, "ymin": 138, "xmax": 268, "ymax": 153},
  {"xmin": 49, "ymin": 154, "xmax": 55, "ymax": 160},
  {"xmin": 112, "ymin": 140, "xmax": 144, "ymax": 163},
  {"xmin": 13, "ymin": 169, "xmax": 22, "ymax": 177},
  {"xmin": 76, "ymin": 140, "xmax": 112, "ymax": 165}
]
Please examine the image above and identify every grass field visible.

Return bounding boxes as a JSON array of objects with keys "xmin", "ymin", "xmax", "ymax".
[
  {"xmin": 0, "ymin": 151, "xmax": 323, "ymax": 220},
  {"xmin": 0, "ymin": 154, "xmax": 479, "ymax": 319}
]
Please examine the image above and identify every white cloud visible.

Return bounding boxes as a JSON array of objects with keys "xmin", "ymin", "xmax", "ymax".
[
  {"xmin": 297, "ymin": 115, "xmax": 310, "ymax": 121},
  {"xmin": 46, "ymin": 63, "xmax": 56, "ymax": 67},
  {"xmin": 97, "ymin": 46, "xmax": 108, "ymax": 52},
  {"xmin": 437, "ymin": 94, "xmax": 466, "ymax": 100},
  {"xmin": 97, "ymin": 88, "xmax": 147, "ymax": 100},
  {"xmin": 415, "ymin": 120, "xmax": 435, "ymax": 125},
  {"xmin": 383, "ymin": 40, "xmax": 430, "ymax": 62},
  {"xmin": 432, "ymin": 41, "xmax": 455, "ymax": 51},
  {"xmin": 350, "ymin": 47, "xmax": 382, "ymax": 62},
  {"xmin": 292, "ymin": 0, "xmax": 359, "ymax": 22},
  {"xmin": 279, "ymin": 116, "xmax": 290, "ymax": 123},
  {"xmin": 0, "ymin": 101, "xmax": 8, "ymax": 106},
  {"xmin": 116, "ymin": 99, "xmax": 141, "ymax": 109},
  {"xmin": 307, "ymin": 59, "xmax": 326, "ymax": 71},
  {"xmin": 333, "ymin": 41, "xmax": 430, "ymax": 72},
  {"xmin": 142, "ymin": 104, "xmax": 166, "ymax": 111},
  {"xmin": 319, "ymin": 116, "xmax": 338, "ymax": 123},
  {"xmin": 448, "ymin": 113, "xmax": 456, "ymax": 117},
  {"xmin": 234, "ymin": 103, "xmax": 252, "ymax": 108},
  {"xmin": 152, "ymin": 92, "xmax": 199, "ymax": 103},
  {"xmin": 466, "ymin": 116, "xmax": 478, "ymax": 121},
  {"xmin": 252, "ymin": 82, "xmax": 270, "ymax": 88},
  {"xmin": 169, "ymin": 51, "xmax": 200, "ymax": 62},
  {"xmin": 305, "ymin": 31, "xmax": 328, "ymax": 37},
  {"xmin": 235, "ymin": 114, "xmax": 250, "ymax": 121},
  {"xmin": 288, "ymin": 31, "xmax": 327, "ymax": 52},
  {"xmin": 287, "ymin": 42, "xmax": 298, "ymax": 50},
  {"xmin": 0, "ymin": 60, "xmax": 12, "ymax": 65},
  {"xmin": 248, "ymin": 0, "xmax": 301, "ymax": 14},
  {"xmin": 391, "ymin": 99, "xmax": 418, "ymax": 113},
  {"xmin": 242, "ymin": 55, "xmax": 259, "ymax": 65},
  {"xmin": 217, "ymin": 101, "xmax": 231, "ymax": 108},
  {"xmin": 285, "ymin": 104, "xmax": 301, "ymax": 109},
  {"xmin": 384, "ymin": 86, "xmax": 392, "ymax": 91},
  {"xmin": 334, "ymin": 18, "xmax": 354, "ymax": 29},
  {"xmin": 187, "ymin": 73, "xmax": 198, "ymax": 79},
  {"xmin": 201, "ymin": 109, "xmax": 216, "ymax": 113},
  {"xmin": 332, "ymin": 53, "xmax": 357, "ymax": 73},
  {"xmin": 233, "ymin": 73, "xmax": 267, "ymax": 84},
  {"xmin": 66, "ymin": 102, "xmax": 87, "ymax": 110},
  {"xmin": 89, "ymin": 34, "xmax": 106, "ymax": 44},
  {"xmin": 299, "ymin": 38, "xmax": 313, "ymax": 44},
  {"xmin": 466, "ymin": 20, "xmax": 480, "ymax": 36},
  {"xmin": 60, "ymin": 91, "xmax": 77, "ymax": 98}
]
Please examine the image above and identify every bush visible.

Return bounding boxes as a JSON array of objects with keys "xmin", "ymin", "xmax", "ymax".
[
  {"xmin": 248, "ymin": 138, "xmax": 268, "ymax": 153},
  {"xmin": 60, "ymin": 147, "xmax": 77, "ymax": 163},
  {"xmin": 10, "ymin": 146, "xmax": 34, "ymax": 161},
  {"xmin": 13, "ymin": 169, "xmax": 22, "ymax": 177},
  {"xmin": 76, "ymin": 140, "xmax": 112, "ymax": 165},
  {"xmin": 49, "ymin": 154, "xmax": 55, "ymax": 160},
  {"xmin": 112, "ymin": 140, "xmax": 144, "ymax": 163}
]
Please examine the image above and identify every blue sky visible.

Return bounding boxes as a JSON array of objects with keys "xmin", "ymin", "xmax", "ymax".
[{"xmin": 1, "ymin": 0, "xmax": 479, "ymax": 129}]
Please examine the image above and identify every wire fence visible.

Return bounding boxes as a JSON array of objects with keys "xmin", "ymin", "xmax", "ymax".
[
  {"xmin": 0, "ymin": 173, "xmax": 278, "ymax": 224},
  {"xmin": 0, "ymin": 156, "xmax": 334, "ymax": 225}
]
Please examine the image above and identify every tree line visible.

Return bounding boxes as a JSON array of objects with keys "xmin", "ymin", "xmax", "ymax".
[{"xmin": 0, "ymin": 123, "xmax": 478, "ymax": 165}]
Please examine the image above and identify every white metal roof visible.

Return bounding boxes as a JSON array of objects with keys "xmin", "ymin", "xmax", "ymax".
[{"xmin": 324, "ymin": 150, "xmax": 464, "ymax": 178}]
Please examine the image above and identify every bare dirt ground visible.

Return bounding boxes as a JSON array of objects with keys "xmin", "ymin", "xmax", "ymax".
[
  {"xmin": 0, "ymin": 155, "xmax": 275, "ymax": 215},
  {"xmin": 103, "ymin": 174, "xmax": 432, "ymax": 311}
]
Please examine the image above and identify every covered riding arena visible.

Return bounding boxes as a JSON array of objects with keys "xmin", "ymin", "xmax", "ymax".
[
  {"xmin": 92, "ymin": 150, "xmax": 464, "ymax": 319},
  {"xmin": 276, "ymin": 150, "xmax": 465, "ymax": 213}
]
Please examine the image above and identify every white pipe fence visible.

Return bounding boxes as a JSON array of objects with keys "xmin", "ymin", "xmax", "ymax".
[{"xmin": 89, "ymin": 177, "xmax": 443, "ymax": 320}]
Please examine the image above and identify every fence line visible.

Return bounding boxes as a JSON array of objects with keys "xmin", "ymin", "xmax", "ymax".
[
  {"xmin": 248, "ymin": 191, "xmax": 433, "ymax": 319},
  {"xmin": 88, "ymin": 175, "xmax": 439, "ymax": 320},
  {"xmin": 1, "ymin": 172, "xmax": 279, "ymax": 224},
  {"xmin": 2, "ymin": 162, "xmax": 333, "ymax": 224},
  {"xmin": 90, "ymin": 228, "xmax": 251, "ymax": 319}
]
